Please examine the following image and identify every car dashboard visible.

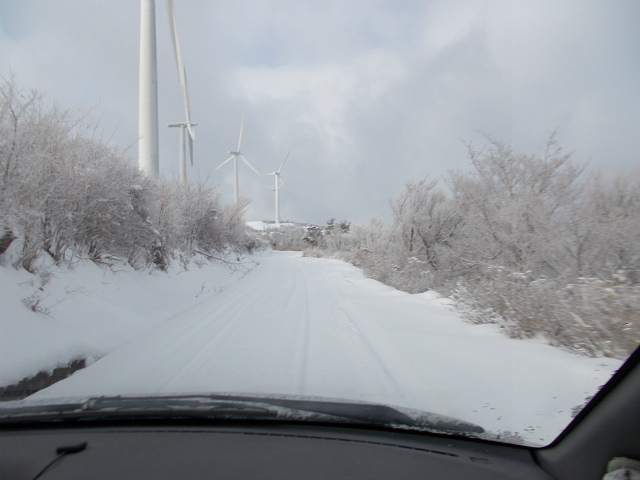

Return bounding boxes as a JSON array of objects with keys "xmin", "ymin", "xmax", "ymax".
[{"xmin": 2, "ymin": 421, "xmax": 552, "ymax": 480}]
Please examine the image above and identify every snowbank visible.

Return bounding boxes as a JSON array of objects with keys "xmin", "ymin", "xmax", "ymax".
[
  {"xmin": 0, "ymin": 253, "xmax": 259, "ymax": 386},
  {"xmin": 246, "ymin": 221, "xmax": 297, "ymax": 231}
]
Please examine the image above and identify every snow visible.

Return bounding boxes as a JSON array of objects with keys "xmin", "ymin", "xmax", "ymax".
[
  {"xmin": 1, "ymin": 251, "xmax": 621, "ymax": 446},
  {"xmin": 0, "ymin": 253, "xmax": 259, "ymax": 386},
  {"xmin": 246, "ymin": 221, "xmax": 297, "ymax": 231},
  {"xmin": 246, "ymin": 220, "xmax": 269, "ymax": 231}
]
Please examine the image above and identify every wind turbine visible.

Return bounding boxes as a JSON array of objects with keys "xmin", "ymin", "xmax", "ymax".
[
  {"xmin": 138, "ymin": 0, "xmax": 159, "ymax": 177},
  {"xmin": 166, "ymin": 0, "xmax": 196, "ymax": 185},
  {"xmin": 262, "ymin": 151, "xmax": 291, "ymax": 227},
  {"xmin": 215, "ymin": 117, "xmax": 261, "ymax": 203}
]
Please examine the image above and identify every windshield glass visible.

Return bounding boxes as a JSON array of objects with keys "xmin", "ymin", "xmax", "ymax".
[{"xmin": 1, "ymin": 0, "xmax": 638, "ymax": 448}]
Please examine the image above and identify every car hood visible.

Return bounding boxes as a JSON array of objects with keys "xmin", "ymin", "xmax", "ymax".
[{"xmin": 0, "ymin": 393, "xmax": 485, "ymax": 435}]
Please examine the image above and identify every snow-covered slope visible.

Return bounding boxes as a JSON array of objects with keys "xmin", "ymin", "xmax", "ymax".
[
  {"xmin": 0, "ymin": 253, "xmax": 259, "ymax": 387},
  {"xmin": 10, "ymin": 251, "xmax": 620, "ymax": 446}
]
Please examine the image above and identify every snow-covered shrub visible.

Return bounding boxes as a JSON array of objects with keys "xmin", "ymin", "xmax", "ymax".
[
  {"xmin": 216, "ymin": 196, "xmax": 252, "ymax": 251},
  {"xmin": 452, "ymin": 268, "xmax": 640, "ymax": 359},
  {"xmin": 448, "ymin": 132, "xmax": 584, "ymax": 277},
  {"xmin": 578, "ymin": 167, "xmax": 640, "ymax": 281},
  {"xmin": 270, "ymin": 224, "xmax": 308, "ymax": 251},
  {"xmin": 308, "ymin": 132, "xmax": 639, "ymax": 357},
  {"xmin": 389, "ymin": 178, "xmax": 462, "ymax": 277},
  {"xmin": 180, "ymin": 181, "xmax": 223, "ymax": 253},
  {"xmin": 444, "ymin": 135, "xmax": 640, "ymax": 358},
  {"xmin": 0, "ymin": 78, "xmax": 250, "ymax": 273},
  {"xmin": 321, "ymin": 223, "xmax": 351, "ymax": 255},
  {"xmin": 0, "ymin": 84, "xmax": 155, "ymax": 270}
]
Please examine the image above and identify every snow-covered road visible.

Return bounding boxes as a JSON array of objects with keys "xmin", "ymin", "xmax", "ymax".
[{"xmin": 30, "ymin": 251, "xmax": 619, "ymax": 445}]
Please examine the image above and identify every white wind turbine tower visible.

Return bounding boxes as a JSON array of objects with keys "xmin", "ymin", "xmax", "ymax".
[
  {"xmin": 138, "ymin": 0, "xmax": 159, "ymax": 177},
  {"xmin": 166, "ymin": 0, "xmax": 196, "ymax": 185},
  {"xmin": 215, "ymin": 117, "xmax": 261, "ymax": 203},
  {"xmin": 262, "ymin": 151, "xmax": 291, "ymax": 227}
]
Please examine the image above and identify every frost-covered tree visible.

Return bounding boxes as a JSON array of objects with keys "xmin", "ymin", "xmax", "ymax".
[
  {"xmin": 321, "ymin": 218, "xmax": 352, "ymax": 253},
  {"xmin": 390, "ymin": 177, "xmax": 462, "ymax": 279},
  {"xmin": 269, "ymin": 224, "xmax": 308, "ymax": 251},
  {"xmin": 290, "ymin": 128, "xmax": 639, "ymax": 357},
  {"xmin": 446, "ymin": 134, "xmax": 638, "ymax": 356},
  {"xmin": 304, "ymin": 225, "xmax": 322, "ymax": 247},
  {"xmin": 579, "ymin": 166, "xmax": 640, "ymax": 281},
  {"xmin": 449, "ymin": 132, "xmax": 583, "ymax": 276},
  {"xmin": 0, "ymin": 77, "xmax": 250, "ymax": 272}
]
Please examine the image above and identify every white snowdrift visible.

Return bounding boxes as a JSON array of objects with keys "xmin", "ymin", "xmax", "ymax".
[{"xmin": 0, "ymin": 252, "xmax": 259, "ymax": 386}]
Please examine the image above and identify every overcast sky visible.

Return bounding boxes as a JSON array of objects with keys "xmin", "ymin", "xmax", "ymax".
[{"xmin": 1, "ymin": 0, "xmax": 638, "ymax": 225}]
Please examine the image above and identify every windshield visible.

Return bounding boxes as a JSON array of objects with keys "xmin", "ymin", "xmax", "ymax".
[{"xmin": 1, "ymin": 0, "xmax": 638, "ymax": 448}]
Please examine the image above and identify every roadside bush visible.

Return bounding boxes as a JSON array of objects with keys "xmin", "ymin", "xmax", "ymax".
[
  {"xmin": 270, "ymin": 224, "xmax": 309, "ymax": 251},
  {"xmin": 452, "ymin": 269, "xmax": 640, "ymax": 358},
  {"xmin": 0, "ymin": 78, "xmax": 250, "ymax": 273},
  {"xmin": 307, "ymin": 133, "xmax": 639, "ymax": 358}
]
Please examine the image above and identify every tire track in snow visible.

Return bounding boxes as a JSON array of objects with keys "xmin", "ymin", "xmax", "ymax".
[
  {"xmin": 331, "ymin": 300, "xmax": 407, "ymax": 399},
  {"xmin": 156, "ymin": 291, "xmax": 265, "ymax": 390},
  {"xmin": 294, "ymin": 267, "xmax": 311, "ymax": 394},
  {"xmin": 160, "ymin": 260, "xmax": 293, "ymax": 392},
  {"xmin": 173, "ymin": 252, "xmax": 314, "ymax": 393},
  {"xmin": 268, "ymin": 253, "xmax": 311, "ymax": 394},
  {"xmin": 29, "ymin": 251, "xmax": 410, "ymax": 401}
]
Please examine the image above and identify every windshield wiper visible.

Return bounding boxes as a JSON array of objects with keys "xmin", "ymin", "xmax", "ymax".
[
  {"xmin": 0, "ymin": 394, "xmax": 484, "ymax": 434},
  {"xmin": 205, "ymin": 395, "xmax": 484, "ymax": 433},
  {"xmin": 0, "ymin": 396, "xmax": 278, "ymax": 422}
]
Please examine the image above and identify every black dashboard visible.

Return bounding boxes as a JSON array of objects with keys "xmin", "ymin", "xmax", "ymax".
[{"xmin": 2, "ymin": 422, "xmax": 552, "ymax": 479}]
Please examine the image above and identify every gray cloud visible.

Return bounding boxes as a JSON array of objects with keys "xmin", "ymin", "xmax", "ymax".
[{"xmin": 2, "ymin": 0, "xmax": 638, "ymax": 225}]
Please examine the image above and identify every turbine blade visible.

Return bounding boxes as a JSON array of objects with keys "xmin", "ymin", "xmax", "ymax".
[
  {"xmin": 182, "ymin": 127, "xmax": 187, "ymax": 165},
  {"xmin": 166, "ymin": 0, "xmax": 185, "ymax": 86},
  {"xmin": 183, "ymin": 68, "xmax": 195, "ymax": 139},
  {"xmin": 277, "ymin": 150, "xmax": 291, "ymax": 173},
  {"xmin": 167, "ymin": 0, "xmax": 196, "ymax": 146},
  {"xmin": 240, "ymin": 154, "xmax": 261, "ymax": 175},
  {"xmin": 188, "ymin": 132, "xmax": 194, "ymax": 166},
  {"xmin": 215, "ymin": 155, "xmax": 235, "ymax": 170},
  {"xmin": 237, "ymin": 116, "xmax": 244, "ymax": 152}
]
